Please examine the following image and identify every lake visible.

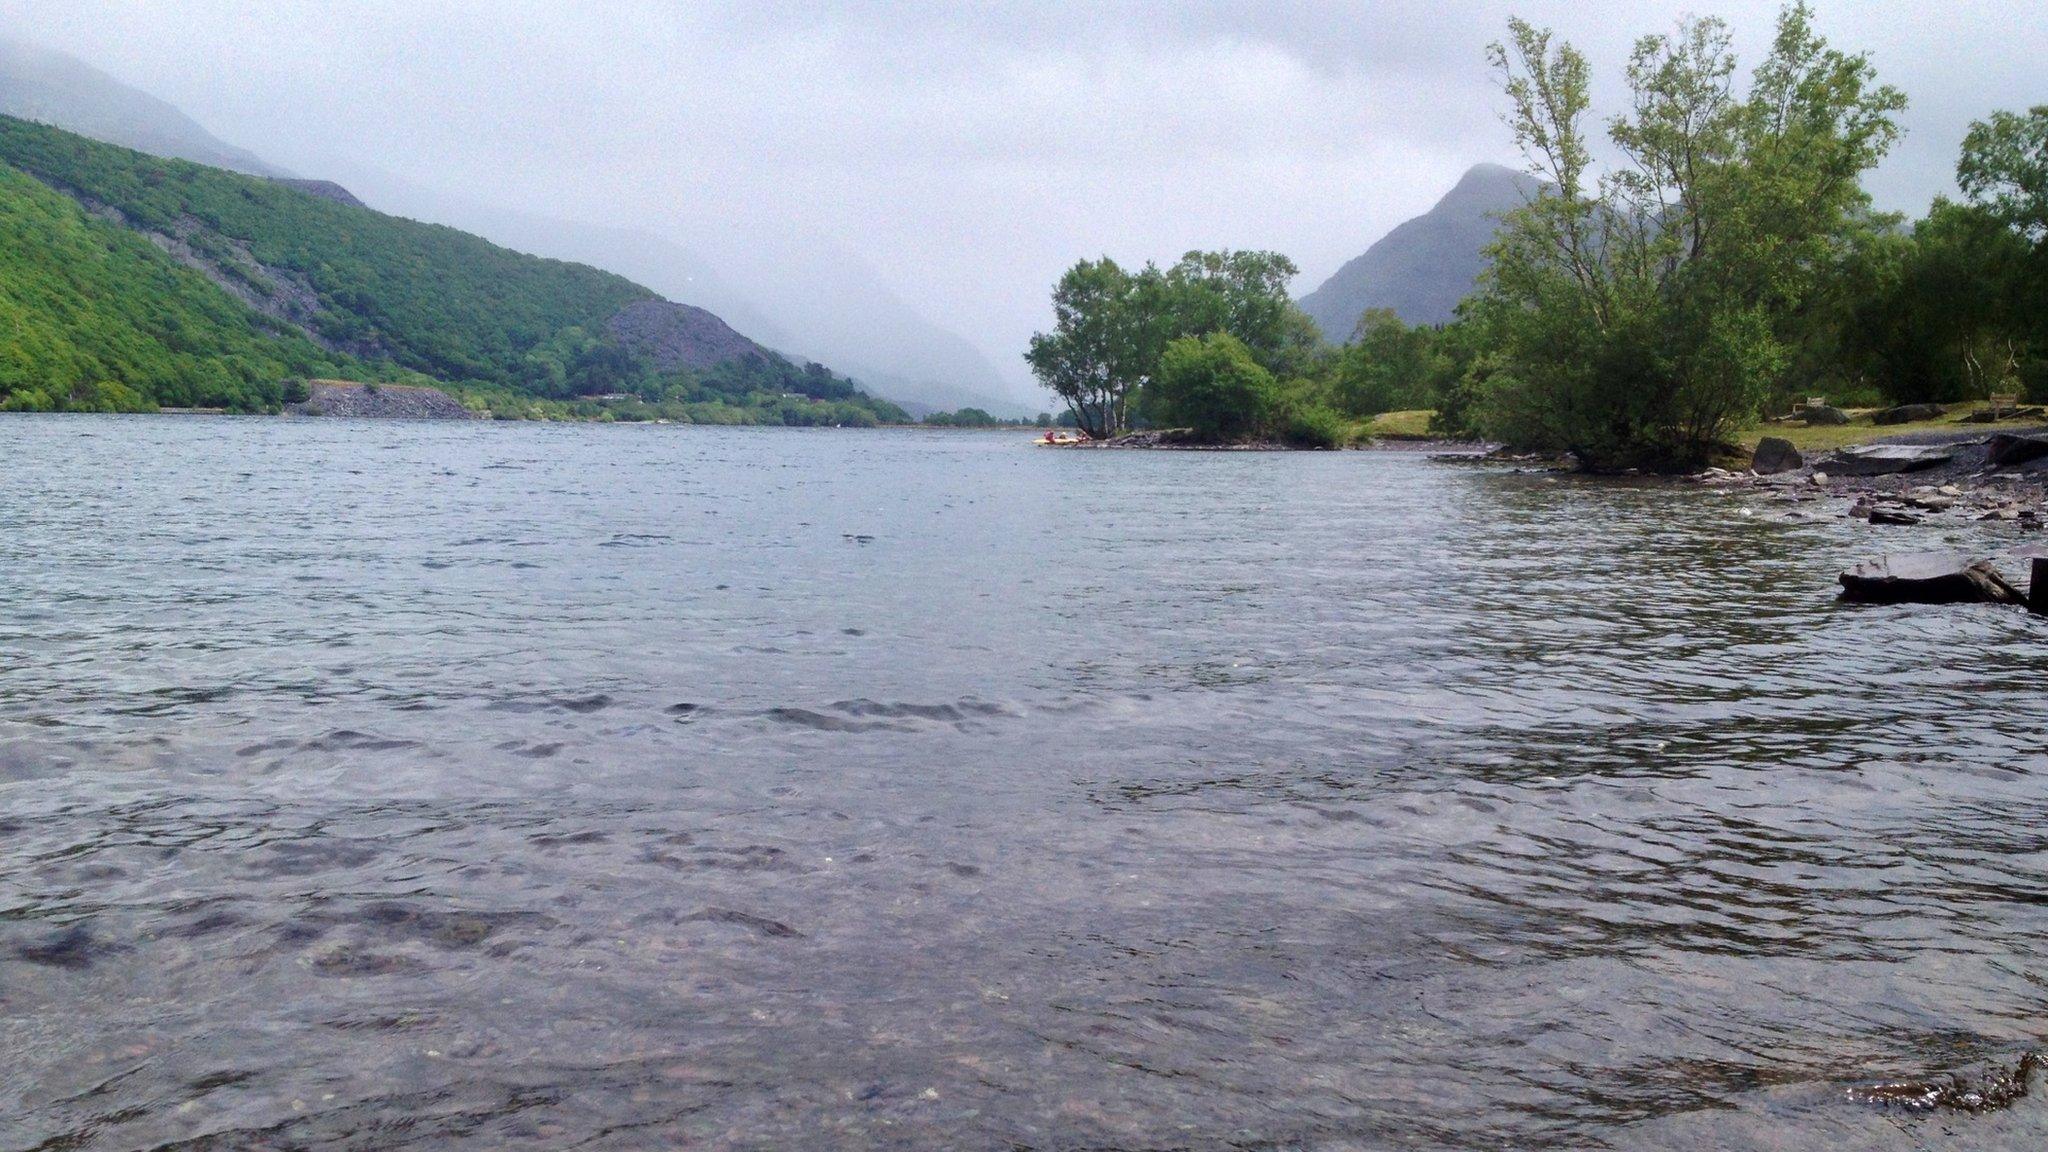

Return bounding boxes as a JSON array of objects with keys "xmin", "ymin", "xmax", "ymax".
[{"xmin": 3, "ymin": 416, "xmax": 2046, "ymax": 1150}]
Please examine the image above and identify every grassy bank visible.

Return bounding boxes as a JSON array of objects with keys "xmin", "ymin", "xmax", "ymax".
[
  {"xmin": 1365, "ymin": 410, "xmax": 1436, "ymax": 440},
  {"xmin": 1741, "ymin": 410, "xmax": 2047, "ymax": 455},
  {"xmin": 1355, "ymin": 406, "xmax": 2042, "ymax": 457}
]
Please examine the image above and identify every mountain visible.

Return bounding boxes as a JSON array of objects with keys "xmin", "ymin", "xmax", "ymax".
[
  {"xmin": 0, "ymin": 38, "xmax": 1036, "ymax": 419},
  {"xmin": 312, "ymin": 160, "xmax": 1041, "ymax": 419},
  {"xmin": 699, "ymin": 237, "xmax": 1045, "ymax": 419},
  {"xmin": 0, "ymin": 37, "xmax": 281, "ymax": 177},
  {"xmin": 0, "ymin": 148, "xmax": 346, "ymax": 411},
  {"xmin": 1298, "ymin": 163, "xmax": 1541, "ymax": 341},
  {"xmin": 0, "ymin": 115, "xmax": 904, "ymax": 423}
]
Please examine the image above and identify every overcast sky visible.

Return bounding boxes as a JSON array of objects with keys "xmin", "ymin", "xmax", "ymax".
[{"xmin": 4, "ymin": 0, "xmax": 2041, "ymax": 380}]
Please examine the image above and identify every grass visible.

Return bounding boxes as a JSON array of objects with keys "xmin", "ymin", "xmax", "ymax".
[
  {"xmin": 1365, "ymin": 409, "xmax": 1437, "ymax": 440},
  {"xmin": 1742, "ymin": 408, "xmax": 2046, "ymax": 455},
  {"xmin": 1337, "ymin": 404, "xmax": 2041, "ymax": 457}
]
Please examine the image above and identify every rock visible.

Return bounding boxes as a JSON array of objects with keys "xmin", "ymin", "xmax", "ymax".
[
  {"xmin": 1872, "ymin": 403, "xmax": 1946, "ymax": 425},
  {"xmin": 1801, "ymin": 405, "xmax": 1852, "ymax": 426},
  {"xmin": 1986, "ymin": 433, "xmax": 2048, "ymax": 469},
  {"xmin": 287, "ymin": 381, "xmax": 478, "ymax": 420},
  {"xmin": 1838, "ymin": 552, "xmax": 2026, "ymax": 605},
  {"xmin": 1752, "ymin": 437, "xmax": 1803, "ymax": 476},
  {"xmin": 1869, "ymin": 509, "xmax": 1922, "ymax": 525},
  {"xmin": 606, "ymin": 299, "xmax": 768, "ymax": 373},
  {"xmin": 1824, "ymin": 444, "xmax": 1955, "ymax": 476},
  {"xmin": 1963, "ymin": 406, "xmax": 2046, "ymax": 424},
  {"xmin": 1811, "ymin": 472, "xmax": 1830, "ymax": 487}
]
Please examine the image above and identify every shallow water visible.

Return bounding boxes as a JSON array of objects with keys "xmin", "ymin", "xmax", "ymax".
[{"xmin": 3, "ymin": 416, "xmax": 2047, "ymax": 1151}]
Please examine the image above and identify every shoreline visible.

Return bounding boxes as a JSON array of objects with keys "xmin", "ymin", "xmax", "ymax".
[{"xmin": 1694, "ymin": 424, "xmax": 2048, "ymax": 537}]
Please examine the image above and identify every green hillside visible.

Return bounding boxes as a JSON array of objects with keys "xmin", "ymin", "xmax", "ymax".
[
  {"xmin": 0, "ymin": 115, "xmax": 907, "ymax": 422},
  {"xmin": 0, "ymin": 114, "xmax": 649, "ymax": 387},
  {"xmin": 0, "ymin": 159, "xmax": 349, "ymax": 411}
]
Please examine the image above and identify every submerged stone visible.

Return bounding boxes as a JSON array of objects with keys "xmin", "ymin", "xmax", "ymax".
[{"xmin": 1848, "ymin": 1051, "xmax": 2043, "ymax": 1112}]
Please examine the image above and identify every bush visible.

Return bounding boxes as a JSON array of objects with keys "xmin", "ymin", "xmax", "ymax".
[
  {"xmin": 1148, "ymin": 333, "xmax": 1278, "ymax": 442},
  {"xmin": 1278, "ymin": 402, "xmax": 1347, "ymax": 448}
]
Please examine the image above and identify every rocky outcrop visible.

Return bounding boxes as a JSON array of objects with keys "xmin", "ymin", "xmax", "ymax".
[
  {"xmin": 1838, "ymin": 552, "xmax": 2026, "ymax": 605},
  {"xmin": 1801, "ymin": 405, "xmax": 1852, "ymax": 426},
  {"xmin": 1987, "ymin": 433, "xmax": 2048, "ymax": 469},
  {"xmin": 1871, "ymin": 403, "xmax": 1946, "ymax": 426},
  {"xmin": 1824, "ymin": 443, "xmax": 1954, "ymax": 476},
  {"xmin": 1751, "ymin": 436, "xmax": 1802, "ymax": 475},
  {"xmin": 287, "ymin": 380, "xmax": 477, "ymax": 420},
  {"xmin": 605, "ymin": 299, "xmax": 765, "ymax": 373}
]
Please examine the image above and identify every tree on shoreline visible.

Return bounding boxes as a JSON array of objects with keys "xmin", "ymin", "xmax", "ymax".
[
  {"xmin": 1468, "ymin": 3, "xmax": 1905, "ymax": 470},
  {"xmin": 1025, "ymin": 250, "xmax": 1311, "ymax": 439}
]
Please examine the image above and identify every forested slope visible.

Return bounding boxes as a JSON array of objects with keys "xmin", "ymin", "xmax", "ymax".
[{"xmin": 0, "ymin": 116, "xmax": 906, "ymax": 422}]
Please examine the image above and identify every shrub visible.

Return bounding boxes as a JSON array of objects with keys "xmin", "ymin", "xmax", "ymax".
[
  {"xmin": 1148, "ymin": 333, "xmax": 1278, "ymax": 442},
  {"xmin": 1279, "ymin": 402, "xmax": 1347, "ymax": 448}
]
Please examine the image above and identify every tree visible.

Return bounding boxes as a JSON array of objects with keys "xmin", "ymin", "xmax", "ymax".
[
  {"xmin": 1148, "ymin": 333, "xmax": 1278, "ymax": 442},
  {"xmin": 1958, "ymin": 105, "xmax": 2048, "ymax": 396},
  {"xmin": 1471, "ymin": 4, "xmax": 1905, "ymax": 470},
  {"xmin": 1026, "ymin": 250, "xmax": 1310, "ymax": 438},
  {"xmin": 1839, "ymin": 202, "xmax": 2031, "ymax": 403},
  {"xmin": 1024, "ymin": 258, "xmax": 1150, "ymax": 438},
  {"xmin": 1162, "ymin": 250, "xmax": 1318, "ymax": 373},
  {"xmin": 1332, "ymin": 310, "xmax": 1442, "ymax": 416},
  {"xmin": 1960, "ymin": 106, "xmax": 2048, "ymax": 243}
]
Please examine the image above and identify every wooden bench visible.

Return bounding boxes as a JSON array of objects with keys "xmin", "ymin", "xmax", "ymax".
[{"xmin": 1988, "ymin": 392, "xmax": 2020, "ymax": 417}]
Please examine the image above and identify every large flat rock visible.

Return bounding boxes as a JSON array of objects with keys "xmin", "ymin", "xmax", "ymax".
[
  {"xmin": 1824, "ymin": 444, "xmax": 1955, "ymax": 476},
  {"xmin": 1838, "ymin": 552, "xmax": 2025, "ymax": 605}
]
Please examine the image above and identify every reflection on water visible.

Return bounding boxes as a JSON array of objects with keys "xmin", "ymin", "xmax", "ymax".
[{"xmin": 3, "ymin": 416, "xmax": 2047, "ymax": 1150}]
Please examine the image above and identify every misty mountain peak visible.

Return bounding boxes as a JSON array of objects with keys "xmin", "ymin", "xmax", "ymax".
[
  {"xmin": 0, "ymin": 36, "xmax": 282, "ymax": 177},
  {"xmin": 1296, "ymin": 162, "xmax": 1543, "ymax": 340}
]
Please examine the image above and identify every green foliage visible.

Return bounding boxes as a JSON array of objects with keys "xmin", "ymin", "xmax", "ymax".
[
  {"xmin": 1148, "ymin": 333, "xmax": 1279, "ymax": 442},
  {"xmin": 1468, "ymin": 4, "xmax": 1905, "ymax": 470},
  {"xmin": 1331, "ymin": 310, "xmax": 1459, "ymax": 416},
  {"xmin": 0, "ymin": 116, "xmax": 648, "ymax": 390},
  {"xmin": 1959, "ymin": 106, "xmax": 2048, "ymax": 243},
  {"xmin": 924, "ymin": 407, "xmax": 1039, "ymax": 427},
  {"xmin": 1024, "ymin": 257, "xmax": 1145, "ymax": 438},
  {"xmin": 1026, "ymin": 249, "xmax": 1313, "ymax": 438},
  {"xmin": 0, "ymin": 116, "xmax": 905, "ymax": 425},
  {"xmin": 1838, "ymin": 202, "xmax": 2032, "ymax": 403},
  {"xmin": 1956, "ymin": 105, "xmax": 2048, "ymax": 398},
  {"xmin": 1274, "ymin": 385, "xmax": 1349, "ymax": 449},
  {"xmin": 0, "ymin": 159, "xmax": 349, "ymax": 410}
]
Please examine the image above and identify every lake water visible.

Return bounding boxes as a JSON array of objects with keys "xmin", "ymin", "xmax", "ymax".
[{"xmin": 4, "ymin": 416, "xmax": 2047, "ymax": 1150}]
